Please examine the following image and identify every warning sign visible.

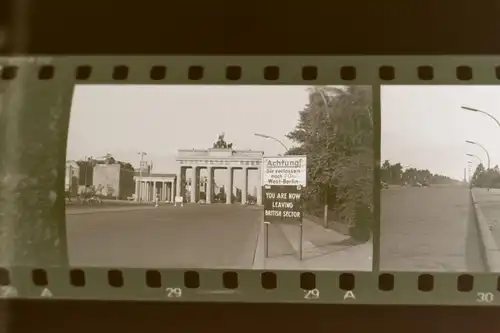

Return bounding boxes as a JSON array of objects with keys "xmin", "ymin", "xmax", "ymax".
[
  {"xmin": 262, "ymin": 156, "xmax": 307, "ymax": 186},
  {"xmin": 263, "ymin": 185, "xmax": 303, "ymax": 223}
]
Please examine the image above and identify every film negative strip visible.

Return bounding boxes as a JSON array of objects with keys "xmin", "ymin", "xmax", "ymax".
[{"xmin": 2, "ymin": 56, "xmax": 500, "ymax": 306}]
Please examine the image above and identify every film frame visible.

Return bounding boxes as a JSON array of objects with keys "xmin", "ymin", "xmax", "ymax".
[{"xmin": 1, "ymin": 56, "xmax": 500, "ymax": 306}]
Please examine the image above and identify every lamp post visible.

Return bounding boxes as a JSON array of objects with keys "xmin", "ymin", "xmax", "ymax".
[
  {"xmin": 137, "ymin": 152, "xmax": 147, "ymax": 201},
  {"xmin": 466, "ymin": 141, "xmax": 490, "ymax": 191},
  {"xmin": 466, "ymin": 153, "xmax": 483, "ymax": 166},
  {"xmin": 462, "ymin": 106, "xmax": 500, "ymax": 190},
  {"xmin": 467, "ymin": 160, "xmax": 473, "ymax": 183},
  {"xmin": 466, "ymin": 153, "xmax": 482, "ymax": 188},
  {"xmin": 462, "ymin": 106, "xmax": 500, "ymax": 129},
  {"xmin": 465, "ymin": 141, "xmax": 490, "ymax": 170},
  {"xmin": 254, "ymin": 133, "xmax": 289, "ymax": 153},
  {"xmin": 310, "ymin": 88, "xmax": 373, "ymax": 227},
  {"xmin": 313, "ymin": 87, "xmax": 373, "ymax": 125}
]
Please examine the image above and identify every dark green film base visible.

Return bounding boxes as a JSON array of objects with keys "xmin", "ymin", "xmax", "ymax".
[
  {"xmin": 2, "ymin": 56, "xmax": 500, "ymax": 306},
  {"xmin": 1, "ymin": 268, "xmax": 500, "ymax": 305}
]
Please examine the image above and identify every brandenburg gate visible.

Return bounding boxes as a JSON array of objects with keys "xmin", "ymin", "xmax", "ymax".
[{"xmin": 176, "ymin": 147, "xmax": 264, "ymax": 205}]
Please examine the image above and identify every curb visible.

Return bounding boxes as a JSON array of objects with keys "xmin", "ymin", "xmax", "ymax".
[
  {"xmin": 252, "ymin": 220, "xmax": 266, "ymax": 269},
  {"xmin": 281, "ymin": 220, "xmax": 323, "ymax": 258},
  {"xmin": 470, "ymin": 190, "xmax": 500, "ymax": 272},
  {"xmin": 66, "ymin": 206, "xmax": 157, "ymax": 215}
]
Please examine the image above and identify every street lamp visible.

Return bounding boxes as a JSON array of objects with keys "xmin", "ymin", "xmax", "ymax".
[
  {"xmin": 137, "ymin": 152, "xmax": 147, "ymax": 201},
  {"xmin": 467, "ymin": 160, "xmax": 471, "ymax": 180},
  {"xmin": 461, "ymin": 106, "xmax": 500, "ymax": 129},
  {"xmin": 312, "ymin": 87, "xmax": 374, "ymax": 126},
  {"xmin": 466, "ymin": 140, "xmax": 491, "ymax": 191},
  {"xmin": 466, "ymin": 153, "xmax": 483, "ymax": 166},
  {"xmin": 254, "ymin": 133, "xmax": 289, "ymax": 152},
  {"xmin": 462, "ymin": 106, "xmax": 500, "ymax": 189},
  {"xmin": 310, "ymin": 89, "xmax": 333, "ymax": 227},
  {"xmin": 465, "ymin": 140, "xmax": 490, "ymax": 170}
]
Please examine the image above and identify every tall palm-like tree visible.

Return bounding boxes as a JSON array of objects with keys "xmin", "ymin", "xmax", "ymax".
[{"xmin": 287, "ymin": 85, "xmax": 373, "ymax": 235}]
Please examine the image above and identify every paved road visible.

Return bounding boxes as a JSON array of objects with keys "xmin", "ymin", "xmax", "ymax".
[
  {"xmin": 380, "ymin": 185, "xmax": 486, "ymax": 272},
  {"xmin": 66, "ymin": 204, "xmax": 262, "ymax": 269}
]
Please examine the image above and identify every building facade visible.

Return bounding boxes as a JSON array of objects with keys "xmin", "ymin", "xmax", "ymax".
[
  {"xmin": 93, "ymin": 163, "xmax": 135, "ymax": 199},
  {"xmin": 133, "ymin": 172, "xmax": 177, "ymax": 202}
]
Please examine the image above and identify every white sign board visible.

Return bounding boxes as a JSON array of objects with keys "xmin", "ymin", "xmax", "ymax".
[
  {"xmin": 174, "ymin": 196, "xmax": 184, "ymax": 207},
  {"xmin": 262, "ymin": 156, "xmax": 307, "ymax": 186}
]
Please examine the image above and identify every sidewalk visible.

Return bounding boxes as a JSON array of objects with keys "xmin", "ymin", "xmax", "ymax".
[
  {"xmin": 472, "ymin": 188, "xmax": 500, "ymax": 242},
  {"xmin": 471, "ymin": 188, "xmax": 500, "ymax": 271},
  {"xmin": 254, "ymin": 218, "xmax": 372, "ymax": 271}
]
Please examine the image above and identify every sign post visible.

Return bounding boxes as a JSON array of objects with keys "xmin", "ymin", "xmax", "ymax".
[{"xmin": 261, "ymin": 155, "xmax": 307, "ymax": 260}]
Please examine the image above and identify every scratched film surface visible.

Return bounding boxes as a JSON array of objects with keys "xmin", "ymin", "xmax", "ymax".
[{"xmin": 65, "ymin": 84, "xmax": 375, "ymax": 271}]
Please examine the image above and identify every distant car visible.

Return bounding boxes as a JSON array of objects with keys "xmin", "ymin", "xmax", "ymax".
[
  {"xmin": 422, "ymin": 181, "xmax": 430, "ymax": 187},
  {"xmin": 380, "ymin": 181, "xmax": 389, "ymax": 189}
]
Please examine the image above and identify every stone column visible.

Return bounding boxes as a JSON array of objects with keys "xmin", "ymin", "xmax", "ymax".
[
  {"xmin": 165, "ymin": 182, "xmax": 169, "ymax": 201},
  {"xmin": 256, "ymin": 168, "xmax": 262, "ymax": 205},
  {"xmin": 141, "ymin": 181, "xmax": 146, "ymax": 201},
  {"xmin": 242, "ymin": 167, "xmax": 248, "ymax": 204},
  {"xmin": 135, "ymin": 180, "xmax": 139, "ymax": 201},
  {"xmin": 176, "ymin": 168, "xmax": 183, "ymax": 199},
  {"xmin": 191, "ymin": 167, "xmax": 198, "ymax": 203},
  {"xmin": 206, "ymin": 167, "xmax": 213, "ymax": 204},
  {"xmin": 166, "ymin": 182, "xmax": 169, "ymax": 201},
  {"xmin": 226, "ymin": 167, "xmax": 233, "ymax": 204},
  {"xmin": 165, "ymin": 182, "xmax": 169, "ymax": 202},
  {"xmin": 148, "ymin": 181, "xmax": 152, "ymax": 201},
  {"xmin": 171, "ymin": 181, "xmax": 175, "ymax": 202}
]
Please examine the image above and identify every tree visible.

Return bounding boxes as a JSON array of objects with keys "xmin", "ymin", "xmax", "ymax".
[
  {"xmin": 380, "ymin": 160, "xmax": 459, "ymax": 185},
  {"xmin": 471, "ymin": 163, "xmax": 485, "ymax": 186},
  {"xmin": 286, "ymin": 85, "xmax": 374, "ymax": 240},
  {"xmin": 472, "ymin": 163, "xmax": 500, "ymax": 188},
  {"xmin": 120, "ymin": 162, "xmax": 134, "ymax": 170}
]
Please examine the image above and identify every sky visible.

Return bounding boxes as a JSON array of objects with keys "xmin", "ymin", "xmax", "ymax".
[
  {"xmin": 67, "ymin": 85, "xmax": 320, "ymax": 190},
  {"xmin": 381, "ymin": 85, "xmax": 500, "ymax": 180}
]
